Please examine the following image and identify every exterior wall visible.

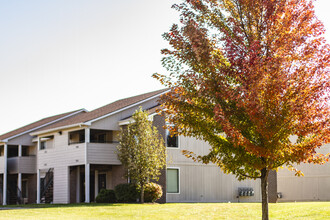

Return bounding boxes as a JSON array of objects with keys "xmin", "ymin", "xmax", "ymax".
[
  {"xmin": 28, "ymin": 145, "xmax": 37, "ymax": 156},
  {"xmin": 277, "ymin": 143, "xmax": 330, "ymax": 202},
  {"xmin": 37, "ymin": 130, "xmax": 85, "ymax": 170},
  {"xmin": 26, "ymin": 174, "xmax": 37, "ymax": 204},
  {"xmin": 111, "ymin": 165, "xmax": 127, "ymax": 188},
  {"xmin": 90, "ymin": 99, "xmax": 159, "ymax": 131},
  {"xmin": 6, "ymin": 134, "xmax": 33, "ymax": 146},
  {"xmin": 167, "ymin": 136, "xmax": 262, "ymax": 203},
  {"xmin": 268, "ymin": 170, "xmax": 277, "ymax": 203},
  {"xmin": 152, "ymin": 115, "xmax": 166, "ymax": 203},
  {"xmin": 87, "ymin": 143, "xmax": 121, "ymax": 165},
  {"xmin": 53, "ymin": 166, "xmax": 70, "ymax": 204},
  {"xmin": 70, "ymin": 166, "xmax": 78, "ymax": 203}
]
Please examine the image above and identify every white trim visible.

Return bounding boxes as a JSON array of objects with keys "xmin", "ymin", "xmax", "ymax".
[
  {"xmin": 85, "ymin": 163, "xmax": 90, "ymax": 203},
  {"xmin": 36, "ymin": 169, "xmax": 40, "ymax": 204},
  {"xmin": 118, "ymin": 113, "xmax": 156, "ymax": 126},
  {"xmin": 6, "ymin": 109, "xmax": 87, "ymax": 139},
  {"xmin": 166, "ymin": 167, "xmax": 180, "ymax": 194},
  {"xmin": 88, "ymin": 90, "xmax": 169, "ymax": 124},
  {"xmin": 3, "ymin": 144, "xmax": 7, "ymax": 205}
]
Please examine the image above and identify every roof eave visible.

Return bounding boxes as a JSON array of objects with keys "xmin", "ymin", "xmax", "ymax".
[
  {"xmin": 87, "ymin": 89, "xmax": 169, "ymax": 124},
  {"xmin": 30, "ymin": 122, "xmax": 90, "ymax": 136},
  {"xmin": 0, "ymin": 139, "xmax": 8, "ymax": 144},
  {"xmin": 2, "ymin": 109, "xmax": 88, "ymax": 141},
  {"xmin": 118, "ymin": 112, "xmax": 157, "ymax": 126}
]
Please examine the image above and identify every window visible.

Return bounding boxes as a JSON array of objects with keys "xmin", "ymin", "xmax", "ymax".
[
  {"xmin": 166, "ymin": 130, "xmax": 179, "ymax": 148},
  {"xmin": 166, "ymin": 168, "xmax": 179, "ymax": 193},
  {"xmin": 22, "ymin": 146, "xmax": 28, "ymax": 156},
  {"xmin": 8, "ymin": 146, "xmax": 18, "ymax": 158},
  {"xmin": 90, "ymin": 129, "xmax": 113, "ymax": 143},
  {"xmin": 40, "ymin": 142, "xmax": 46, "ymax": 150},
  {"xmin": 68, "ymin": 130, "xmax": 85, "ymax": 145},
  {"xmin": 39, "ymin": 136, "xmax": 54, "ymax": 150}
]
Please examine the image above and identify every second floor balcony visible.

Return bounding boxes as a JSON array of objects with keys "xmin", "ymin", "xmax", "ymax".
[
  {"xmin": 7, "ymin": 156, "xmax": 36, "ymax": 174},
  {"xmin": 0, "ymin": 156, "xmax": 4, "ymax": 173}
]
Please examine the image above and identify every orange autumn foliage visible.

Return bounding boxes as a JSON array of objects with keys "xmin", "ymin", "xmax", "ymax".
[{"xmin": 154, "ymin": 1, "xmax": 329, "ymax": 219}]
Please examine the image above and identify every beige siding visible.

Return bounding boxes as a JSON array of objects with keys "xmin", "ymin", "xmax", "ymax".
[
  {"xmin": 167, "ymin": 136, "xmax": 261, "ymax": 202},
  {"xmin": 29, "ymin": 145, "xmax": 37, "ymax": 156},
  {"xmin": 7, "ymin": 156, "xmax": 36, "ymax": 173},
  {"xmin": 18, "ymin": 156, "xmax": 36, "ymax": 173},
  {"xmin": 87, "ymin": 143, "xmax": 121, "ymax": 165},
  {"xmin": 7, "ymin": 134, "xmax": 33, "ymax": 146},
  {"xmin": 37, "ymin": 130, "xmax": 85, "ymax": 169},
  {"xmin": 277, "ymin": 143, "xmax": 330, "ymax": 201},
  {"xmin": 53, "ymin": 166, "xmax": 70, "ymax": 204},
  {"xmin": 167, "ymin": 164, "xmax": 261, "ymax": 202},
  {"xmin": 0, "ymin": 156, "xmax": 4, "ymax": 173}
]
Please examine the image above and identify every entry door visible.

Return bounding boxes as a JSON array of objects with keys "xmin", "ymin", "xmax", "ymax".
[{"xmin": 98, "ymin": 174, "xmax": 106, "ymax": 192}]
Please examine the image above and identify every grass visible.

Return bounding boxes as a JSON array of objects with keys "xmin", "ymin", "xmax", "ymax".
[{"xmin": 0, "ymin": 202, "xmax": 329, "ymax": 219}]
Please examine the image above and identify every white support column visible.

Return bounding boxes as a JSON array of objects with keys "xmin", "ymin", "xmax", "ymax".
[
  {"xmin": 3, "ymin": 144, "xmax": 7, "ymax": 205},
  {"xmin": 18, "ymin": 145, "xmax": 22, "ymax": 157},
  {"xmin": 85, "ymin": 128, "xmax": 90, "ymax": 144},
  {"xmin": 36, "ymin": 169, "xmax": 40, "ymax": 204},
  {"xmin": 37, "ymin": 138, "xmax": 40, "ymax": 150},
  {"xmin": 18, "ymin": 173, "xmax": 22, "ymax": 199},
  {"xmin": 85, "ymin": 164, "xmax": 90, "ymax": 203},
  {"xmin": 76, "ymin": 166, "xmax": 80, "ymax": 203},
  {"xmin": 94, "ymin": 170, "xmax": 98, "ymax": 199}
]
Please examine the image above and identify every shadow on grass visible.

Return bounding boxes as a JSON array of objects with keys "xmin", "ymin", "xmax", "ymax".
[{"xmin": 0, "ymin": 203, "xmax": 137, "ymax": 210}]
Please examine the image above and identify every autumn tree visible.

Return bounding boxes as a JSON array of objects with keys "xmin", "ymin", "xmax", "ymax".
[
  {"xmin": 117, "ymin": 107, "xmax": 166, "ymax": 203},
  {"xmin": 153, "ymin": 0, "xmax": 330, "ymax": 219}
]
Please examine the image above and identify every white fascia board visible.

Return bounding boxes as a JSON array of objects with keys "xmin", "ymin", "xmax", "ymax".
[
  {"xmin": 0, "ymin": 139, "xmax": 8, "ymax": 144},
  {"xmin": 118, "ymin": 119, "xmax": 134, "ymax": 126},
  {"xmin": 30, "ymin": 123, "xmax": 89, "ymax": 136},
  {"xmin": 6, "ymin": 109, "xmax": 87, "ymax": 141},
  {"xmin": 118, "ymin": 113, "xmax": 158, "ymax": 126},
  {"xmin": 87, "ymin": 90, "xmax": 169, "ymax": 124}
]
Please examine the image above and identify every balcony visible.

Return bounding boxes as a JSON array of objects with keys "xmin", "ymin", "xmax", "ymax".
[
  {"xmin": 87, "ymin": 143, "xmax": 121, "ymax": 165},
  {"xmin": 0, "ymin": 156, "xmax": 4, "ymax": 173},
  {"xmin": 7, "ymin": 156, "xmax": 36, "ymax": 174},
  {"xmin": 37, "ymin": 143, "xmax": 85, "ymax": 169}
]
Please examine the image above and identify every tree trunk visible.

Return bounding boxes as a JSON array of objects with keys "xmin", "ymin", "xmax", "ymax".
[
  {"xmin": 140, "ymin": 184, "xmax": 144, "ymax": 204},
  {"xmin": 261, "ymin": 168, "xmax": 269, "ymax": 220}
]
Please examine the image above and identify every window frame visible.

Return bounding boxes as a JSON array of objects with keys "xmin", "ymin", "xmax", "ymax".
[
  {"xmin": 166, "ymin": 167, "xmax": 180, "ymax": 194},
  {"xmin": 166, "ymin": 129, "xmax": 180, "ymax": 149}
]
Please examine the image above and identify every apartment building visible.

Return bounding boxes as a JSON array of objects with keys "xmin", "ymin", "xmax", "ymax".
[{"xmin": 0, "ymin": 89, "xmax": 329, "ymax": 204}]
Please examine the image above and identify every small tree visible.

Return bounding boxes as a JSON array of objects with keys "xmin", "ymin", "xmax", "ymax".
[
  {"xmin": 154, "ymin": 0, "xmax": 329, "ymax": 219},
  {"xmin": 117, "ymin": 107, "xmax": 166, "ymax": 203}
]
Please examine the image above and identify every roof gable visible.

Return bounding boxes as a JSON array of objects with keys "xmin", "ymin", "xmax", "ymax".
[{"xmin": 34, "ymin": 88, "xmax": 169, "ymax": 133}]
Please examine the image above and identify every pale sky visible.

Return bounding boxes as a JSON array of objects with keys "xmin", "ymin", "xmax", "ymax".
[{"xmin": 0, "ymin": 0, "xmax": 329, "ymax": 135}]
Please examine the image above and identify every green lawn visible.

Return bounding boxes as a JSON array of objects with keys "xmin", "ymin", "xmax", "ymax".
[{"xmin": 0, "ymin": 202, "xmax": 329, "ymax": 219}]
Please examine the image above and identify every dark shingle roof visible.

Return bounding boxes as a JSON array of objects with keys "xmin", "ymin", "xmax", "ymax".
[
  {"xmin": 0, "ymin": 109, "xmax": 85, "ymax": 141},
  {"xmin": 35, "ymin": 88, "xmax": 168, "ymax": 132}
]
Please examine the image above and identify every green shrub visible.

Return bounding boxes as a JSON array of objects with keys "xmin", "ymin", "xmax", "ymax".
[
  {"xmin": 143, "ymin": 182, "xmax": 163, "ymax": 203},
  {"xmin": 95, "ymin": 189, "xmax": 116, "ymax": 203},
  {"xmin": 114, "ymin": 183, "xmax": 139, "ymax": 203}
]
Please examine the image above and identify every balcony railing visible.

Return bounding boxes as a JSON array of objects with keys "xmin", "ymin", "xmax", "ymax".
[
  {"xmin": 0, "ymin": 156, "xmax": 4, "ymax": 173},
  {"xmin": 7, "ymin": 156, "xmax": 36, "ymax": 174}
]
